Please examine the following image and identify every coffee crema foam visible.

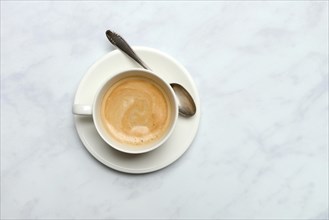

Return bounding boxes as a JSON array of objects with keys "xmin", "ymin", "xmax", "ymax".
[{"xmin": 101, "ymin": 76, "xmax": 171, "ymax": 146}]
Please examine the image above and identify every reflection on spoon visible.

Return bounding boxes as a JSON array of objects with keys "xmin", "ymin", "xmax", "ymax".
[{"xmin": 105, "ymin": 29, "xmax": 196, "ymax": 117}]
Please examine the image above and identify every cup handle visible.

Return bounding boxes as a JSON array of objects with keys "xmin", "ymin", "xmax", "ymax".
[{"xmin": 73, "ymin": 104, "xmax": 92, "ymax": 116}]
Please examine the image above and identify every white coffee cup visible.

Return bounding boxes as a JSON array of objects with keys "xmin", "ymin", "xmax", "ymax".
[{"xmin": 73, "ymin": 69, "xmax": 178, "ymax": 154}]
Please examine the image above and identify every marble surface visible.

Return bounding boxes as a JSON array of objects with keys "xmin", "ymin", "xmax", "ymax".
[{"xmin": 1, "ymin": 1, "xmax": 328, "ymax": 219}]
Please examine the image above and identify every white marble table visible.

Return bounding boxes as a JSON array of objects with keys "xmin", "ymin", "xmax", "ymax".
[{"xmin": 1, "ymin": 1, "xmax": 328, "ymax": 219}]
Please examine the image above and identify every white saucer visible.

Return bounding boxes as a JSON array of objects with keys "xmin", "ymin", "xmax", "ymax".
[{"xmin": 73, "ymin": 46, "xmax": 200, "ymax": 174}]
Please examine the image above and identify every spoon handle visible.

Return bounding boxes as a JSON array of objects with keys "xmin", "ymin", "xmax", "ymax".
[{"xmin": 105, "ymin": 30, "xmax": 151, "ymax": 70}]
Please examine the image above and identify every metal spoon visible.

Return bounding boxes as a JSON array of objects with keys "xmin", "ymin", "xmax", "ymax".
[{"xmin": 105, "ymin": 30, "xmax": 196, "ymax": 117}]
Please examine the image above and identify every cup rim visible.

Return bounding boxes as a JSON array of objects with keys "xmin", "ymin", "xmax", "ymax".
[{"xmin": 92, "ymin": 68, "xmax": 178, "ymax": 154}]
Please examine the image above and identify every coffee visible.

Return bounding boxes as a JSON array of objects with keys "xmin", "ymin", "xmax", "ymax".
[{"xmin": 100, "ymin": 76, "xmax": 171, "ymax": 147}]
